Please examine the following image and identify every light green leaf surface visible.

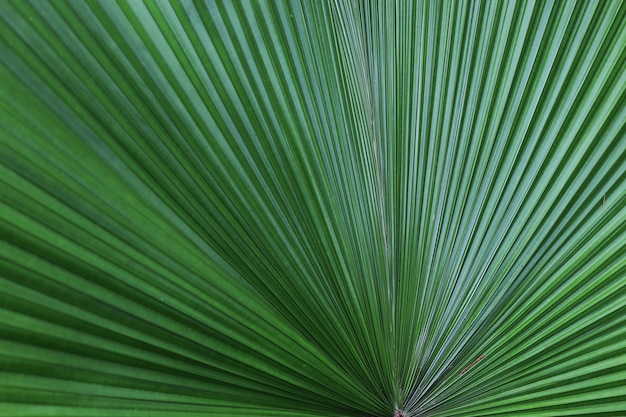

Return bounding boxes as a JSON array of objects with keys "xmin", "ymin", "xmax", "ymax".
[{"xmin": 0, "ymin": 1, "xmax": 624, "ymax": 416}]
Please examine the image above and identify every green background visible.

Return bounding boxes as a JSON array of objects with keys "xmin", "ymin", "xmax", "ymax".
[{"xmin": 0, "ymin": 1, "xmax": 625, "ymax": 416}]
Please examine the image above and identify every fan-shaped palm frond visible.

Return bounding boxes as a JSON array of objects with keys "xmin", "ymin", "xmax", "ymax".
[{"xmin": 1, "ymin": 1, "xmax": 624, "ymax": 416}]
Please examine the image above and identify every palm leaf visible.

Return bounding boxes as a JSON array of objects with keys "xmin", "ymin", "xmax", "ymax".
[{"xmin": 1, "ymin": 1, "xmax": 624, "ymax": 416}]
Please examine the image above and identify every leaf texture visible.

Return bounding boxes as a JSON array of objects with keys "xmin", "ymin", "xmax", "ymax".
[{"xmin": 0, "ymin": 1, "xmax": 625, "ymax": 416}]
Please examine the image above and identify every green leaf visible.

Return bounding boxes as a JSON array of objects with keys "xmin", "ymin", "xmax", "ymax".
[{"xmin": 1, "ymin": 1, "xmax": 624, "ymax": 416}]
